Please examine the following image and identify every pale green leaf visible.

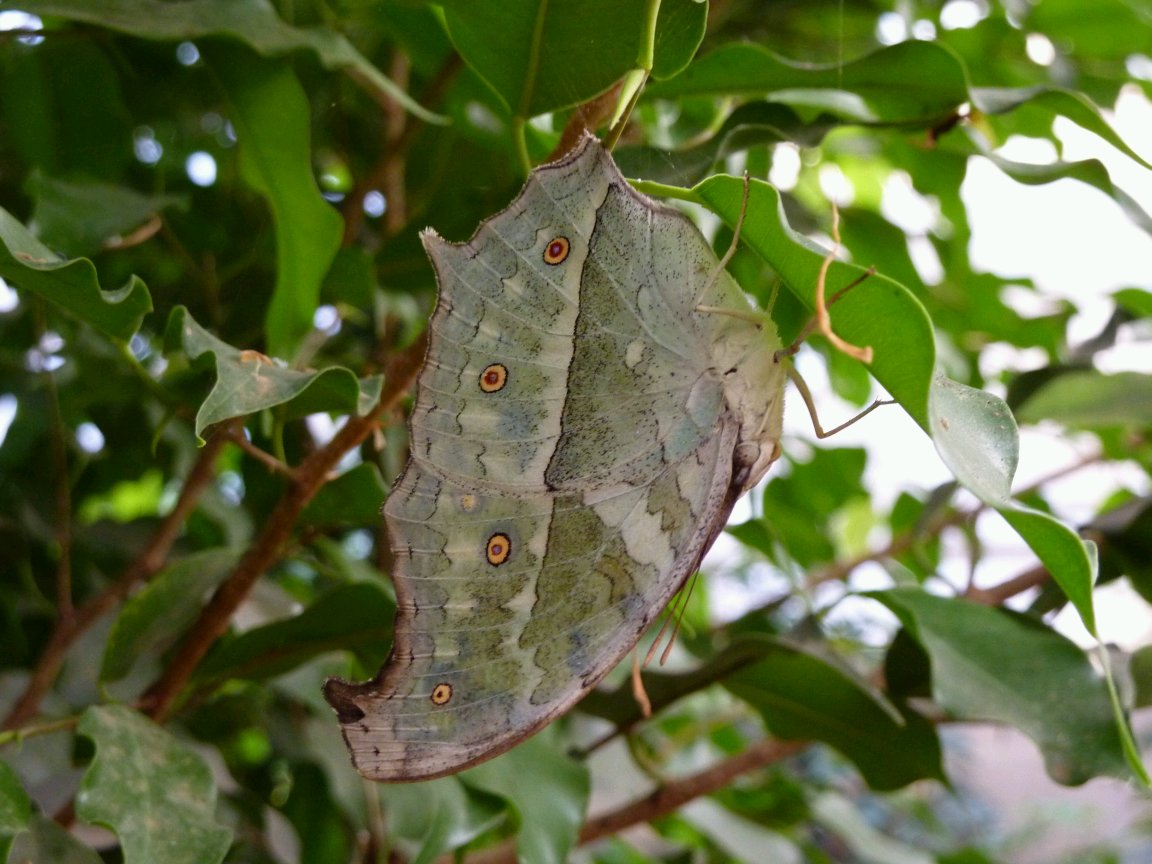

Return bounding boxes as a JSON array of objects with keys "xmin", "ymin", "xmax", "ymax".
[
  {"xmin": 929, "ymin": 374, "xmax": 1018, "ymax": 505},
  {"xmin": 164, "ymin": 306, "xmax": 383, "ymax": 442},
  {"xmin": 76, "ymin": 705, "xmax": 232, "ymax": 864}
]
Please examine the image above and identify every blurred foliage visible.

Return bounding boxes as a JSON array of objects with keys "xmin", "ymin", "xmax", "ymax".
[{"xmin": 1, "ymin": 0, "xmax": 1151, "ymax": 862}]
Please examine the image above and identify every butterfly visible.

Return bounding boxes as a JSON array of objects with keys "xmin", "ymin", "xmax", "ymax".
[{"xmin": 324, "ymin": 133, "xmax": 787, "ymax": 781}]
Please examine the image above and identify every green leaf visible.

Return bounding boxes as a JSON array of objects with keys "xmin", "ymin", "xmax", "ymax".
[
  {"xmin": 203, "ymin": 44, "xmax": 344, "ymax": 359},
  {"xmin": 928, "ymin": 375, "xmax": 1019, "ymax": 506},
  {"xmin": 0, "ymin": 205, "xmax": 151, "ymax": 341},
  {"xmin": 650, "ymin": 0, "xmax": 708, "ymax": 80},
  {"xmin": 996, "ymin": 505, "xmax": 1098, "ymax": 635},
  {"xmin": 972, "ymin": 86, "xmax": 1152, "ymax": 171},
  {"xmin": 299, "ymin": 463, "xmax": 388, "ymax": 527},
  {"xmin": 441, "ymin": 0, "xmax": 648, "ymax": 118},
  {"xmin": 194, "ymin": 582, "xmax": 395, "ymax": 684},
  {"xmin": 647, "ymin": 41, "xmax": 968, "ymax": 125},
  {"xmin": 462, "ymin": 733, "xmax": 590, "ymax": 864},
  {"xmin": 26, "ymin": 172, "xmax": 186, "ymax": 258},
  {"xmin": 379, "ymin": 778, "xmax": 505, "ymax": 864},
  {"xmin": 870, "ymin": 589, "xmax": 1127, "ymax": 785},
  {"xmin": 1017, "ymin": 370, "xmax": 1152, "ymax": 428},
  {"xmin": 688, "ymin": 175, "xmax": 936, "ymax": 426},
  {"xmin": 164, "ymin": 306, "xmax": 383, "ymax": 442},
  {"xmin": 723, "ymin": 637, "xmax": 945, "ymax": 791},
  {"xmin": 13, "ymin": 0, "xmax": 442, "ymax": 123},
  {"xmin": 76, "ymin": 704, "xmax": 232, "ymax": 864},
  {"xmin": 100, "ymin": 549, "xmax": 240, "ymax": 683},
  {"xmin": 0, "ymin": 759, "xmax": 32, "ymax": 863}
]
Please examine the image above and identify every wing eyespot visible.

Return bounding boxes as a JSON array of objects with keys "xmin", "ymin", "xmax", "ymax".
[
  {"xmin": 543, "ymin": 236, "xmax": 570, "ymax": 265},
  {"xmin": 431, "ymin": 683, "xmax": 453, "ymax": 705},
  {"xmin": 479, "ymin": 363, "xmax": 508, "ymax": 393},
  {"xmin": 486, "ymin": 533, "xmax": 511, "ymax": 566}
]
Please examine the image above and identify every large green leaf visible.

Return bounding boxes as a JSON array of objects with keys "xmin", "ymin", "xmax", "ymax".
[
  {"xmin": 193, "ymin": 582, "xmax": 395, "ymax": 684},
  {"xmin": 11, "ymin": 0, "xmax": 441, "ymax": 122},
  {"xmin": 441, "ymin": 0, "xmax": 704, "ymax": 119},
  {"xmin": 204, "ymin": 44, "xmax": 344, "ymax": 359},
  {"xmin": 871, "ymin": 589, "xmax": 1127, "ymax": 785},
  {"xmin": 164, "ymin": 306, "xmax": 383, "ymax": 442},
  {"xmin": 100, "ymin": 549, "xmax": 240, "ymax": 683},
  {"xmin": 76, "ymin": 704, "xmax": 232, "ymax": 864},
  {"xmin": 462, "ymin": 733, "xmax": 590, "ymax": 864},
  {"xmin": 723, "ymin": 637, "xmax": 945, "ymax": 791},
  {"xmin": 0, "ymin": 205, "xmax": 151, "ymax": 341},
  {"xmin": 647, "ymin": 40, "xmax": 968, "ymax": 125},
  {"xmin": 684, "ymin": 174, "xmax": 936, "ymax": 426},
  {"xmin": 0, "ymin": 759, "xmax": 32, "ymax": 863}
]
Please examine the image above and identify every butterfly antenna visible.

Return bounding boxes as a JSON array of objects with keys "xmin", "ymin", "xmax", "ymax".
[
  {"xmin": 643, "ymin": 606, "xmax": 674, "ymax": 667},
  {"xmin": 631, "ymin": 649, "xmax": 653, "ymax": 718},
  {"xmin": 660, "ymin": 570, "xmax": 700, "ymax": 665}
]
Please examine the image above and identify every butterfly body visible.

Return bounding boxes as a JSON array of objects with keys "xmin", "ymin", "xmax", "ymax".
[{"xmin": 324, "ymin": 133, "xmax": 785, "ymax": 781}]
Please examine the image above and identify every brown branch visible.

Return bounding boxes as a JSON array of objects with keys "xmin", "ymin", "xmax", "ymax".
[
  {"xmin": 342, "ymin": 54, "xmax": 462, "ymax": 245},
  {"xmin": 223, "ymin": 426, "xmax": 296, "ymax": 478},
  {"xmin": 448, "ymin": 738, "xmax": 807, "ymax": 864},
  {"xmin": 2, "ymin": 424, "xmax": 233, "ymax": 730},
  {"xmin": 964, "ymin": 563, "xmax": 1049, "ymax": 606},
  {"xmin": 139, "ymin": 331, "xmax": 428, "ymax": 723}
]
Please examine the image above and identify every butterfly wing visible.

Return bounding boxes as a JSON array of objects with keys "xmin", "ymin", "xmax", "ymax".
[{"xmin": 324, "ymin": 134, "xmax": 784, "ymax": 781}]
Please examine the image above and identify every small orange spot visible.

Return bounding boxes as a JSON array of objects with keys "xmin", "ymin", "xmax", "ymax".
[
  {"xmin": 543, "ymin": 236, "xmax": 570, "ymax": 265},
  {"xmin": 486, "ymin": 533, "xmax": 511, "ymax": 566},
  {"xmin": 479, "ymin": 363, "xmax": 508, "ymax": 393},
  {"xmin": 431, "ymin": 683, "xmax": 453, "ymax": 705}
]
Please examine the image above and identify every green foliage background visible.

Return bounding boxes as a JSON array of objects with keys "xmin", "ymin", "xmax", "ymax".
[{"xmin": 1, "ymin": 1, "xmax": 1151, "ymax": 862}]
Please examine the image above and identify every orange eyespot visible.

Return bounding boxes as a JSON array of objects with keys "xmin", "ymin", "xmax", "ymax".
[
  {"xmin": 479, "ymin": 363, "xmax": 508, "ymax": 393},
  {"xmin": 486, "ymin": 533, "xmax": 511, "ymax": 566},
  {"xmin": 543, "ymin": 236, "xmax": 570, "ymax": 265},
  {"xmin": 431, "ymin": 683, "xmax": 453, "ymax": 705}
]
